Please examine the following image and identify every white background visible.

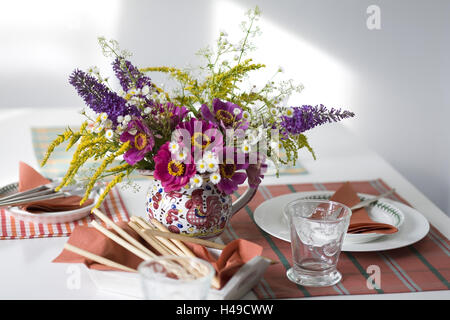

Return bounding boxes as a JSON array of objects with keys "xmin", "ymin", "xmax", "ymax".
[{"xmin": 0, "ymin": 0, "xmax": 448, "ymax": 215}]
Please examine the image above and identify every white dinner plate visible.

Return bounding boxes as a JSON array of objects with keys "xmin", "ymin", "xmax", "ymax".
[
  {"xmin": 254, "ymin": 191, "xmax": 430, "ymax": 252},
  {"xmin": 6, "ymin": 195, "xmax": 98, "ymax": 224},
  {"xmin": 280, "ymin": 191, "xmax": 404, "ymax": 244}
]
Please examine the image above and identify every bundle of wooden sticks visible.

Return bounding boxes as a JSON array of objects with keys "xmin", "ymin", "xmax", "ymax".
[{"xmin": 63, "ymin": 209, "xmax": 275, "ymax": 290}]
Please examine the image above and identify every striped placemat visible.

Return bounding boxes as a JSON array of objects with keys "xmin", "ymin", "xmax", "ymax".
[
  {"xmin": 0, "ymin": 187, "xmax": 129, "ymax": 239},
  {"xmin": 223, "ymin": 179, "xmax": 450, "ymax": 298}
]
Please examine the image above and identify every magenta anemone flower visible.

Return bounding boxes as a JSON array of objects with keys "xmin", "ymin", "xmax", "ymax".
[
  {"xmin": 153, "ymin": 142, "xmax": 196, "ymax": 192},
  {"xmin": 216, "ymin": 147, "xmax": 249, "ymax": 195},
  {"xmin": 174, "ymin": 118, "xmax": 223, "ymax": 158},
  {"xmin": 200, "ymin": 98, "xmax": 248, "ymax": 130},
  {"xmin": 120, "ymin": 118, "xmax": 155, "ymax": 165}
]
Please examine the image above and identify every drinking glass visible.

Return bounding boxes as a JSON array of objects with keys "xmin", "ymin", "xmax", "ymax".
[
  {"xmin": 138, "ymin": 256, "xmax": 215, "ymax": 300},
  {"xmin": 284, "ymin": 199, "xmax": 351, "ymax": 287}
]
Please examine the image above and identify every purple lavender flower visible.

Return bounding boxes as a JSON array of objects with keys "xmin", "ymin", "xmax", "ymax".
[
  {"xmin": 112, "ymin": 57, "xmax": 153, "ymax": 91},
  {"xmin": 280, "ymin": 104, "xmax": 355, "ymax": 136},
  {"xmin": 69, "ymin": 69, "xmax": 140, "ymax": 125}
]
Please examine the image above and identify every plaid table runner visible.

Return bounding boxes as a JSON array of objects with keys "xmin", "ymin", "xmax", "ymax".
[
  {"xmin": 0, "ymin": 187, "xmax": 129, "ymax": 239},
  {"xmin": 223, "ymin": 179, "xmax": 450, "ymax": 298}
]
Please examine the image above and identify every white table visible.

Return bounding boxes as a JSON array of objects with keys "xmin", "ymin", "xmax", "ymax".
[{"xmin": 0, "ymin": 108, "xmax": 448, "ymax": 300}]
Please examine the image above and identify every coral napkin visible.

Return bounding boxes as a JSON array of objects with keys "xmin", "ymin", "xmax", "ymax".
[
  {"xmin": 53, "ymin": 222, "xmax": 144, "ymax": 270},
  {"xmin": 52, "ymin": 223, "xmax": 263, "ymax": 289},
  {"xmin": 330, "ymin": 182, "xmax": 398, "ymax": 234},
  {"xmin": 187, "ymin": 239, "xmax": 263, "ymax": 288},
  {"xmin": 18, "ymin": 162, "xmax": 93, "ymax": 213}
]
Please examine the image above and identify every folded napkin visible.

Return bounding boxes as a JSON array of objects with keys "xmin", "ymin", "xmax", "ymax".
[
  {"xmin": 53, "ymin": 222, "xmax": 263, "ymax": 289},
  {"xmin": 186, "ymin": 239, "xmax": 263, "ymax": 288},
  {"xmin": 18, "ymin": 162, "xmax": 93, "ymax": 213},
  {"xmin": 53, "ymin": 222, "xmax": 145, "ymax": 270},
  {"xmin": 330, "ymin": 182, "xmax": 398, "ymax": 234}
]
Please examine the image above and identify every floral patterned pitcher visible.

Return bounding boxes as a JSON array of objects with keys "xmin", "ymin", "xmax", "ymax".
[{"xmin": 144, "ymin": 177, "xmax": 257, "ymax": 239}]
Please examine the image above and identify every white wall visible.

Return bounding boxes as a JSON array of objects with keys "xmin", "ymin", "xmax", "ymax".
[
  {"xmin": 228, "ymin": 0, "xmax": 450, "ymax": 215},
  {"xmin": 0, "ymin": 0, "xmax": 448, "ymax": 214}
]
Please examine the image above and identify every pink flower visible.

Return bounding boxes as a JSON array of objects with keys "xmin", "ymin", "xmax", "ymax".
[
  {"xmin": 174, "ymin": 118, "xmax": 223, "ymax": 160},
  {"xmin": 120, "ymin": 118, "xmax": 154, "ymax": 165},
  {"xmin": 246, "ymin": 153, "xmax": 267, "ymax": 188},
  {"xmin": 201, "ymin": 98, "xmax": 249, "ymax": 130},
  {"xmin": 216, "ymin": 147, "xmax": 249, "ymax": 195},
  {"xmin": 154, "ymin": 142, "xmax": 196, "ymax": 192}
]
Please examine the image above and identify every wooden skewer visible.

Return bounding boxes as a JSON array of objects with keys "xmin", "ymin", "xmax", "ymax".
[
  {"xmin": 128, "ymin": 221, "xmax": 212, "ymax": 284},
  {"xmin": 130, "ymin": 218, "xmax": 221, "ymax": 289},
  {"xmin": 149, "ymin": 219, "xmax": 222, "ymax": 289},
  {"xmin": 150, "ymin": 218, "xmax": 197, "ymax": 258},
  {"xmin": 147, "ymin": 218, "xmax": 278, "ymax": 265},
  {"xmin": 64, "ymin": 243, "xmax": 137, "ymax": 273},
  {"xmin": 91, "ymin": 220, "xmax": 155, "ymax": 260},
  {"xmin": 143, "ymin": 229, "xmax": 226, "ymax": 250},
  {"xmin": 92, "ymin": 209, "xmax": 156, "ymax": 259},
  {"xmin": 130, "ymin": 216, "xmax": 185, "ymax": 256},
  {"xmin": 128, "ymin": 221, "xmax": 174, "ymax": 256}
]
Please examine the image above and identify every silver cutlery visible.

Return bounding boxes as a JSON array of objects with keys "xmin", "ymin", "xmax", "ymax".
[
  {"xmin": 350, "ymin": 188, "xmax": 396, "ymax": 211},
  {"xmin": 0, "ymin": 179, "xmax": 102, "ymax": 208}
]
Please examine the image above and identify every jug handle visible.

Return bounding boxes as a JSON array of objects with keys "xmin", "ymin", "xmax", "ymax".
[{"xmin": 231, "ymin": 186, "xmax": 258, "ymax": 216}]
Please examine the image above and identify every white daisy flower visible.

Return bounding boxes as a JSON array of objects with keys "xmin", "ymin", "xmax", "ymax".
[
  {"xmin": 94, "ymin": 125, "xmax": 103, "ymax": 133},
  {"xmin": 105, "ymin": 129, "xmax": 114, "ymax": 140},
  {"xmin": 169, "ymin": 142, "xmax": 179, "ymax": 154},
  {"xmin": 127, "ymin": 88, "xmax": 138, "ymax": 96},
  {"xmin": 124, "ymin": 115, "xmax": 131, "ymax": 123},
  {"xmin": 141, "ymin": 85, "xmax": 150, "ymax": 96},
  {"xmin": 206, "ymin": 161, "xmax": 218, "ymax": 173},
  {"xmin": 190, "ymin": 175, "xmax": 203, "ymax": 188},
  {"xmin": 203, "ymin": 151, "xmax": 218, "ymax": 164},
  {"xmin": 241, "ymin": 140, "xmax": 251, "ymax": 153},
  {"xmin": 196, "ymin": 160, "xmax": 207, "ymax": 173},
  {"xmin": 242, "ymin": 111, "xmax": 251, "ymax": 120},
  {"xmin": 233, "ymin": 108, "xmax": 242, "ymax": 116},
  {"xmin": 209, "ymin": 172, "xmax": 221, "ymax": 184},
  {"xmin": 100, "ymin": 113, "xmax": 108, "ymax": 121},
  {"xmin": 176, "ymin": 149, "xmax": 188, "ymax": 161},
  {"xmin": 117, "ymin": 115, "xmax": 124, "ymax": 123},
  {"xmin": 285, "ymin": 107, "xmax": 294, "ymax": 117},
  {"xmin": 269, "ymin": 108, "xmax": 278, "ymax": 116},
  {"xmin": 144, "ymin": 107, "xmax": 151, "ymax": 114}
]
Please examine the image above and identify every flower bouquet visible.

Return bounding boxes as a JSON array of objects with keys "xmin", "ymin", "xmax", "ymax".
[{"xmin": 42, "ymin": 8, "xmax": 354, "ymax": 237}]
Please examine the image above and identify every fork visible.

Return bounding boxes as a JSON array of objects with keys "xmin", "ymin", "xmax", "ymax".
[
  {"xmin": 350, "ymin": 188, "xmax": 396, "ymax": 210},
  {"xmin": 0, "ymin": 180, "xmax": 101, "ymax": 208}
]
